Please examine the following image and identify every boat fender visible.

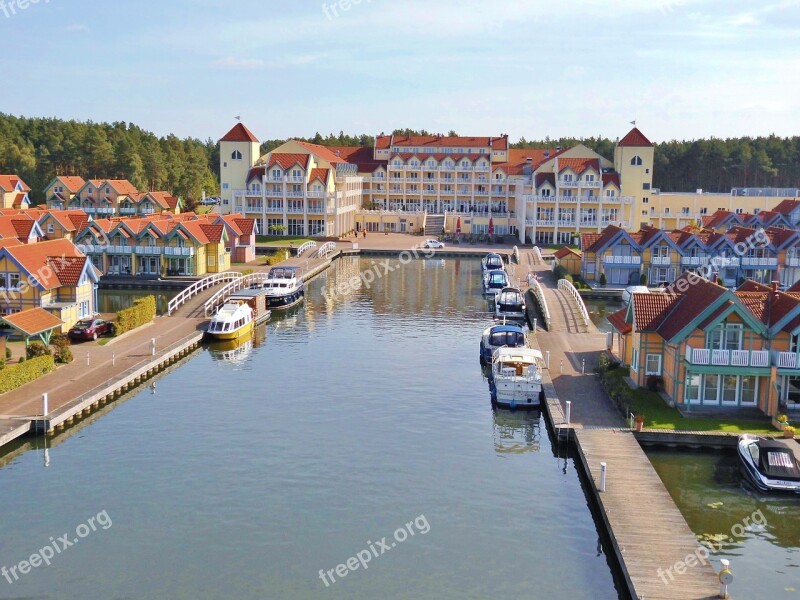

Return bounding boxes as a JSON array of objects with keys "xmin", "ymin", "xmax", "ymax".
[{"xmin": 510, "ymin": 401, "xmax": 517, "ymax": 410}]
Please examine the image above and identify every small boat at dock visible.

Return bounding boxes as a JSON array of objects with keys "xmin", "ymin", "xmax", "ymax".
[
  {"xmin": 495, "ymin": 287, "xmax": 526, "ymax": 320},
  {"xmin": 482, "ymin": 253, "xmax": 505, "ymax": 273},
  {"xmin": 737, "ymin": 434, "xmax": 800, "ymax": 494},
  {"xmin": 489, "ymin": 347, "xmax": 544, "ymax": 409},
  {"xmin": 260, "ymin": 266, "xmax": 305, "ymax": 309},
  {"xmin": 206, "ymin": 301, "xmax": 254, "ymax": 341},
  {"xmin": 479, "ymin": 322, "xmax": 527, "ymax": 365},
  {"xmin": 228, "ymin": 288, "xmax": 271, "ymax": 325},
  {"xmin": 484, "ymin": 269, "xmax": 509, "ymax": 296}
]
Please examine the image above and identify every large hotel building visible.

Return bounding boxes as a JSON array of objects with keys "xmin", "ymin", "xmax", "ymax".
[{"xmin": 219, "ymin": 123, "xmax": 798, "ymax": 243}]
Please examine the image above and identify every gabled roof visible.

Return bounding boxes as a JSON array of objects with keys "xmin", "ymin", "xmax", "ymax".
[
  {"xmin": 1, "ymin": 239, "xmax": 89, "ymax": 290},
  {"xmin": 581, "ymin": 225, "xmax": 639, "ymax": 254},
  {"xmin": 773, "ymin": 199, "xmax": 800, "ymax": 216},
  {"xmin": 50, "ymin": 176, "xmax": 86, "ymax": 193},
  {"xmin": 267, "ymin": 153, "xmax": 310, "ymax": 170},
  {"xmin": 608, "ymin": 307, "xmax": 632, "ymax": 335},
  {"xmin": 220, "ymin": 123, "xmax": 259, "ymax": 143},
  {"xmin": 100, "ymin": 179, "xmax": 139, "ymax": 196},
  {"xmin": 737, "ymin": 280, "xmax": 771, "ymax": 292},
  {"xmin": 656, "ymin": 274, "xmax": 731, "ymax": 342},
  {"xmin": 535, "ymin": 173, "xmax": 556, "ymax": 187},
  {"xmin": 618, "ymin": 127, "xmax": 653, "ymax": 147},
  {"xmin": 295, "ymin": 141, "xmax": 347, "ymax": 164},
  {"xmin": 496, "ymin": 148, "xmax": 562, "ymax": 175},
  {"xmin": 557, "ymin": 157, "xmax": 600, "ymax": 175},
  {"xmin": 602, "ymin": 173, "xmax": 621, "ymax": 188},
  {"xmin": 1, "ymin": 308, "xmax": 63, "ymax": 337},
  {"xmin": 375, "ymin": 134, "xmax": 506, "ymax": 150},
  {"xmin": 324, "ymin": 146, "xmax": 385, "ymax": 172},
  {"xmin": 309, "ymin": 168, "xmax": 329, "ymax": 184},
  {"xmin": 554, "ymin": 247, "xmax": 581, "ymax": 259},
  {"xmin": 631, "ymin": 293, "xmax": 682, "ymax": 331},
  {"xmin": 0, "ymin": 175, "xmax": 30, "ymax": 192},
  {"xmin": 701, "ymin": 210, "xmax": 738, "ymax": 229}
]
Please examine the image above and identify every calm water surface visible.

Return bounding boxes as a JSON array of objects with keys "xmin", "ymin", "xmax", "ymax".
[
  {"xmin": 1, "ymin": 258, "xmax": 621, "ymax": 599},
  {"xmin": 98, "ymin": 288, "xmax": 178, "ymax": 314},
  {"xmin": 648, "ymin": 449, "xmax": 800, "ymax": 598}
]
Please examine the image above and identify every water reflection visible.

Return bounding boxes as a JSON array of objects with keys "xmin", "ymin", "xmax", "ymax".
[
  {"xmin": 492, "ymin": 409, "xmax": 542, "ymax": 454},
  {"xmin": 98, "ymin": 288, "xmax": 177, "ymax": 314}
]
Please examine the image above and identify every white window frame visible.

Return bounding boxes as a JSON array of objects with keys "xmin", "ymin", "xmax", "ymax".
[{"xmin": 645, "ymin": 354, "xmax": 662, "ymax": 376}]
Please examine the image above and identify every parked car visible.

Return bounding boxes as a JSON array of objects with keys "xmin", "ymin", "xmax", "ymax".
[
  {"xmin": 423, "ymin": 239, "xmax": 445, "ymax": 249},
  {"xmin": 68, "ymin": 318, "xmax": 115, "ymax": 341},
  {"xmin": 200, "ymin": 196, "xmax": 220, "ymax": 206}
]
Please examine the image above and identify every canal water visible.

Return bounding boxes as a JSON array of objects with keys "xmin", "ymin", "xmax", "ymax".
[
  {"xmin": 648, "ymin": 449, "xmax": 800, "ymax": 598},
  {"xmin": 98, "ymin": 288, "xmax": 178, "ymax": 315},
  {"xmin": 1, "ymin": 257, "xmax": 622, "ymax": 599}
]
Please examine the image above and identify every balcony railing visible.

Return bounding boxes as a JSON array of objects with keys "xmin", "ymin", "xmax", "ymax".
[
  {"xmin": 681, "ymin": 256, "xmax": 707, "ymax": 266},
  {"xmin": 685, "ymin": 346, "xmax": 769, "ymax": 367},
  {"xmin": 164, "ymin": 247, "xmax": 195, "ymax": 256},
  {"xmin": 603, "ymin": 255, "xmax": 642, "ymax": 265},
  {"xmin": 581, "ymin": 180, "xmax": 601, "ymax": 188},
  {"xmin": 773, "ymin": 351, "xmax": 800, "ymax": 369},
  {"xmin": 741, "ymin": 257, "xmax": 778, "ymax": 267},
  {"xmin": 787, "ymin": 257, "xmax": 800, "ymax": 267},
  {"xmin": 651, "ymin": 256, "xmax": 671, "ymax": 266},
  {"xmin": 120, "ymin": 208, "xmax": 136, "ymax": 215},
  {"xmin": 558, "ymin": 179, "xmax": 578, "ymax": 187}
]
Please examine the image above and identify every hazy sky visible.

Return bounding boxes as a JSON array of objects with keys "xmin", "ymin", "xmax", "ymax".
[{"xmin": 1, "ymin": 0, "xmax": 799, "ymax": 143}]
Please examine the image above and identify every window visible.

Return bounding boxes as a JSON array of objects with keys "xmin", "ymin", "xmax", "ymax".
[
  {"xmin": 643, "ymin": 183, "xmax": 651, "ymax": 190},
  {"xmin": 231, "ymin": 150, "xmax": 242, "ymax": 160},
  {"xmin": 664, "ymin": 207, "xmax": 670, "ymax": 214},
  {"xmin": 643, "ymin": 198, "xmax": 648, "ymax": 204},
  {"xmin": 7, "ymin": 273, "xmax": 21, "ymax": 290},
  {"xmin": 631, "ymin": 156, "xmax": 643, "ymax": 166},
  {"xmin": 700, "ymin": 207, "xmax": 708, "ymax": 215},
  {"xmin": 645, "ymin": 354, "xmax": 662, "ymax": 375},
  {"xmin": 222, "ymin": 183, "xmax": 229, "ymax": 190},
  {"xmin": 703, "ymin": 374, "xmax": 720, "ymax": 404},
  {"xmin": 47, "ymin": 223, "xmax": 55, "ymax": 234},
  {"xmin": 682, "ymin": 207, "xmax": 689, "ymax": 215},
  {"xmin": 631, "ymin": 348, "xmax": 639, "ymax": 372},
  {"xmin": 685, "ymin": 374, "xmax": 701, "ymax": 404}
]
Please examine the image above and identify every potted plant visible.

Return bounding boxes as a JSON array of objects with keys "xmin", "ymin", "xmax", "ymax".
[
  {"xmin": 783, "ymin": 425, "xmax": 795, "ymax": 439},
  {"xmin": 634, "ymin": 415, "xmax": 645, "ymax": 432},
  {"xmin": 773, "ymin": 413, "xmax": 789, "ymax": 431},
  {"xmin": 599, "ymin": 272, "xmax": 607, "ymax": 287}
]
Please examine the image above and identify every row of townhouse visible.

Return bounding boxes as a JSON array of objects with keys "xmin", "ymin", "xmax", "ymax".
[
  {"xmin": 74, "ymin": 212, "xmax": 256, "ymax": 277},
  {"xmin": 700, "ymin": 200, "xmax": 800, "ymax": 232},
  {"xmin": 610, "ymin": 274, "xmax": 800, "ymax": 416},
  {"xmin": 580, "ymin": 222, "xmax": 800, "ymax": 288},
  {"xmin": 219, "ymin": 124, "xmax": 653, "ymax": 243},
  {"xmin": 44, "ymin": 175, "xmax": 182, "ymax": 217}
]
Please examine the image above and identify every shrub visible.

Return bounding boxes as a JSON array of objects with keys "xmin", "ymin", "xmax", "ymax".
[
  {"xmin": 51, "ymin": 334, "xmax": 71, "ymax": 349},
  {"xmin": 640, "ymin": 273, "xmax": 647, "ymax": 286},
  {"xmin": 0, "ymin": 355, "xmax": 55, "ymax": 394},
  {"xmin": 776, "ymin": 414, "xmax": 789, "ymax": 424},
  {"xmin": 564, "ymin": 274, "xmax": 573, "ymax": 285},
  {"xmin": 0, "ymin": 358, "xmax": 4, "ymax": 370},
  {"xmin": 54, "ymin": 345, "xmax": 73, "ymax": 364},
  {"xmin": 114, "ymin": 295, "xmax": 157, "ymax": 336},
  {"xmin": 595, "ymin": 353, "xmax": 620, "ymax": 375},
  {"xmin": 4, "ymin": 347, "xmax": 10, "ymax": 360},
  {"xmin": 553, "ymin": 264, "xmax": 568, "ymax": 281},
  {"xmin": 18, "ymin": 356, "xmax": 25, "ymax": 363},
  {"xmin": 27, "ymin": 341, "xmax": 52, "ymax": 360},
  {"xmin": 599, "ymin": 272, "xmax": 607, "ymax": 286}
]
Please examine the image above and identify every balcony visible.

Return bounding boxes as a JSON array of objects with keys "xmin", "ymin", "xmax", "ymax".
[
  {"xmin": 580, "ymin": 196, "xmax": 600, "ymax": 203},
  {"xmin": 233, "ymin": 189, "xmax": 262, "ymax": 198},
  {"xmin": 287, "ymin": 191, "xmax": 305, "ymax": 198},
  {"xmin": 120, "ymin": 207, "xmax": 136, "ymax": 215},
  {"xmin": 558, "ymin": 220, "xmax": 576, "ymax": 227},
  {"xmin": 685, "ymin": 346, "xmax": 769, "ymax": 367},
  {"xmin": 787, "ymin": 257, "xmax": 800, "ymax": 267},
  {"xmin": 741, "ymin": 257, "xmax": 778, "ymax": 267},
  {"xmin": 164, "ymin": 247, "xmax": 195, "ymax": 256},
  {"xmin": 651, "ymin": 256, "xmax": 672, "ymax": 266},
  {"xmin": 581, "ymin": 180, "xmax": 601, "ymax": 188},
  {"xmin": 134, "ymin": 246, "xmax": 162, "ymax": 255},
  {"xmin": 773, "ymin": 351, "xmax": 800, "ymax": 369},
  {"xmin": 603, "ymin": 255, "xmax": 642, "ymax": 265},
  {"xmin": 558, "ymin": 179, "xmax": 578, "ymax": 188},
  {"xmin": 681, "ymin": 256, "xmax": 708, "ymax": 266},
  {"xmin": 714, "ymin": 256, "xmax": 740, "ymax": 267},
  {"xmin": 306, "ymin": 190, "xmax": 324, "ymax": 198}
]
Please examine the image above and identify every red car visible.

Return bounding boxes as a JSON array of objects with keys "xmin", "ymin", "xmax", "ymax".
[{"xmin": 68, "ymin": 318, "xmax": 115, "ymax": 341}]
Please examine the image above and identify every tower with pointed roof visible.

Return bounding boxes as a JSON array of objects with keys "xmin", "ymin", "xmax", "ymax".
[
  {"xmin": 219, "ymin": 123, "xmax": 260, "ymax": 213},
  {"xmin": 614, "ymin": 127, "xmax": 655, "ymax": 230}
]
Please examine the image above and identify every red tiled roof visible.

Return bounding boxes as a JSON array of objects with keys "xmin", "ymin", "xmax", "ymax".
[
  {"xmin": 554, "ymin": 247, "xmax": 581, "ymax": 259},
  {"xmin": 309, "ymin": 168, "xmax": 329, "ymax": 184},
  {"xmin": 618, "ymin": 127, "xmax": 653, "ymax": 147},
  {"xmin": 772, "ymin": 199, "xmax": 800, "ymax": 216},
  {"xmin": 557, "ymin": 157, "xmax": 600, "ymax": 175},
  {"xmin": 580, "ymin": 232, "xmax": 602, "ymax": 251},
  {"xmin": 583, "ymin": 225, "xmax": 625, "ymax": 253},
  {"xmin": 11, "ymin": 193, "xmax": 28, "ymax": 208},
  {"xmin": 295, "ymin": 141, "xmax": 346, "ymax": 164},
  {"xmin": 267, "ymin": 153, "xmax": 310, "ymax": 170},
  {"xmin": 535, "ymin": 173, "xmax": 556, "ymax": 187},
  {"xmin": 220, "ymin": 123, "xmax": 259, "ymax": 143},
  {"xmin": 56, "ymin": 176, "xmax": 86, "ymax": 193},
  {"xmin": 0, "ymin": 174, "xmax": 30, "ymax": 192},
  {"xmin": 325, "ymin": 146, "xmax": 386, "ymax": 172},
  {"xmin": 47, "ymin": 256, "xmax": 86, "ymax": 286},
  {"xmin": 737, "ymin": 280, "xmax": 771, "ymax": 292},
  {"xmin": 2, "ymin": 239, "xmax": 88, "ymax": 290},
  {"xmin": 375, "ymin": 134, "xmax": 505, "ymax": 150},
  {"xmin": 1, "ymin": 307, "xmax": 63, "ymax": 336},
  {"xmin": 657, "ymin": 274, "xmax": 728, "ymax": 340},
  {"xmin": 199, "ymin": 223, "xmax": 224, "ymax": 243},
  {"xmin": 701, "ymin": 210, "xmax": 736, "ymax": 228},
  {"xmin": 632, "ymin": 293, "xmax": 681, "ymax": 331},
  {"xmin": 787, "ymin": 280, "xmax": 800, "ymax": 293},
  {"xmin": 602, "ymin": 173, "xmax": 621, "ymax": 188},
  {"xmin": 608, "ymin": 307, "xmax": 631, "ymax": 335}
]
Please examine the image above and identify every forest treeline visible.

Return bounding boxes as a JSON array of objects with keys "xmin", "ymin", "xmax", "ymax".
[{"xmin": 1, "ymin": 116, "xmax": 797, "ymax": 204}]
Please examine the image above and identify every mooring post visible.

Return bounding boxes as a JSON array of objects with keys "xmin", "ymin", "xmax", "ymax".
[
  {"xmin": 582, "ymin": 358, "xmax": 586, "ymax": 374},
  {"xmin": 600, "ymin": 462, "xmax": 607, "ymax": 492},
  {"xmin": 545, "ymin": 350, "xmax": 550, "ymax": 369},
  {"xmin": 560, "ymin": 359, "xmax": 563, "ymax": 375},
  {"xmin": 532, "ymin": 318, "xmax": 537, "ymax": 334},
  {"xmin": 719, "ymin": 558, "xmax": 733, "ymax": 598},
  {"xmin": 565, "ymin": 400, "xmax": 571, "ymax": 427},
  {"xmin": 151, "ymin": 338, "xmax": 156, "ymax": 356},
  {"xmin": 42, "ymin": 392, "xmax": 48, "ymax": 417},
  {"xmin": 112, "ymin": 352, "xmax": 116, "ymax": 367},
  {"xmin": 86, "ymin": 352, "xmax": 90, "ymax": 366}
]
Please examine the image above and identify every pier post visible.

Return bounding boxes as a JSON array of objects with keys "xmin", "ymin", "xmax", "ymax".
[
  {"xmin": 565, "ymin": 400, "xmax": 571, "ymax": 428},
  {"xmin": 599, "ymin": 462, "xmax": 607, "ymax": 492},
  {"xmin": 151, "ymin": 338, "xmax": 156, "ymax": 356},
  {"xmin": 718, "ymin": 559, "xmax": 733, "ymax": 598},
  {"xmin": 560, "ymin": 359, "xmax": 563, "ymax": 375},
  {"xmin": 42, "ymin": 393, "xmax": 48, "ymax": 417},
  {"xmin": 533, "ymin": 318, "xmax": 537, "ymax": 333},
  {"xmin": 582, "ymin": 359, "xmax": 585, "ymax": 374},
  {"xmin": 86, "ymin": 352, "xmax": 90, "ymax": 366},
  {"xmin": 545, "ymin": 350, "xmax": 550, "ymax": 369},
  {"xmin": 112, "ymin": 352, "xmax": 116, "ymax": 366}
]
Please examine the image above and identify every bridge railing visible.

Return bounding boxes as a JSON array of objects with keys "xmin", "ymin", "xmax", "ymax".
[
  {"xmin": 297, "ymin": 241, "xmax": 317, "ymax": 256},
  {"xmin": 532, "ymin": 246, "xmax": 543, "ymax": 264},
  {"xmin": 512, "ymin": 245, "xmax": 520, "ymax": 264},
  {"xmin": 528, "ymin": 278, "xmax": 551, "ymax": 331},
  {"xmin": 317, "ymin": 242, "xmax": 336, "ymax": 258},
  {"xmin": 558, "ymin": 278, "xmax": 590, "ymax": 328},
  {"xmin": 168, "ymin": 272, "xmax": 243, "ymax": 315},
  {"xmin": 204, "ymin": 272, "xmax": 272, "ymax": 316}
]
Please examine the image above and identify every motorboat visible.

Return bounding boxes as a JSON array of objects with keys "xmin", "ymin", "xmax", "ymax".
[
  {"xmin": 622, "ymin": 285, "xmax": 649, "ymax": 306},
  {"xmin": 228, "ymin": 288, "xmax": 271, "ymax": 325},
  {"xmin": 489, "ymin": 347, "xmax": 544, "ymax": 409},
  {"xmin": 495, "ymin": 287, "xmax": 526, "ymax": 320},
  {"xmin": 737, "ymin": 434, "xmax": 800, "ymax": 494},
  {"xmin": 484, "ymin": 269, "xmax": 509, "ymax": 296},
  {"xmin": 206, "ymin": 301, "xmax": 254, "ymax": 341},
  {"xmin": 479, "ymin": 322, "xmax": 527, "ymax": 365},
  {"xmin": 482, "ymin": 253, "xmax": 505, "ymax": 273},
  {"xmin": 261, "ymin": 266, "xmax": 305, "ymax": 309}
]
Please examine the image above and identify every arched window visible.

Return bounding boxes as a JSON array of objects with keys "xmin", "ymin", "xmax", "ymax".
[
  {"xmin": 231, "ymin": 150, "xmax": 243, "ymax": 160},
  {"xmin": 631, "ymin": 155, "xmax": 643, "ymax": 166}
]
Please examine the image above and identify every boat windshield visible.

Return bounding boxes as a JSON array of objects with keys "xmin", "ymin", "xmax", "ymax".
[
  {"xmin": 498, "ymin": 292, "xmax": 522, "ymax": 305},
  {"xmin": 489, "ymin": 273, "xmax": 507, "ymax": 287},
  {"xmin": 486, "ymin": 258, "xmax": 503, "ymax": 269},
  {"xmin": 489, "ymin": 331, "xmax": 525, "ymax": 347}
]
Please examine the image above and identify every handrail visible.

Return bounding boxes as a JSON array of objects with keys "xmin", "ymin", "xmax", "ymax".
[
  {"xmin": 558, "ymin": 278, "xmax": 590, "ymax": 328},
  {"xmin": 512, "ymin": 245, "xmax": 520, "ymax": 264},
  {"xmin": 532, "ymin": 246, "xmax": 543, "ymax": 264},
  {"xmin": 204, "ymin": 273, "xmax": 271, "ymax": 316},
  {"xmin": 528, "ymin": 278, "xmax": 551, "ymax": 331},
  {"xmin": 297, "ymin": 241, "xmax": 317, "ymax": 256},
  {"xmin": 317, "ymin": 242, "xmax": 336, "ymax": 258},
  {"xmin": 167, "ymin": 272, "xmax": 243, "ymax": 315}
]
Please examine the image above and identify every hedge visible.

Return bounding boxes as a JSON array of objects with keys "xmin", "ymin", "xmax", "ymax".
[
  {"xmin": 114, "ymin": 295, "xmax": 157, "ymax": 336},
  {"xmin": 0, "ymin": 355, "xmax": 55, "ymax": 394}
]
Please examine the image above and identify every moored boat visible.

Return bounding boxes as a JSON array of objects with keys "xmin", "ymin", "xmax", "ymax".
[
  {"xmin": 484, "ymin": 269, "xmax": 509, "ymax": 296},
  {"xmin": 479, "ymin": 322, "xmax": 527, "ymax": 365},
  {"xmin": 737, "ymin": 434, "xmax": 800, "ymax": 494},
  {"xmin": 482, "ymin": 253, "xmax": 505, "ymax": 273},
  {"xmin": 489, "ymin": 347, "xmax": 544, "ymax": 409},
  {"xmin": 206, "ymin": 301, "xmax": 254, "ymax": 341},
  {"xmin": 228, "ymin": 288, "xmax": 271, "ymax": 325},
  {"xmin": 495, "ymin": 287, "xmax": 526, "ymax": 320},
  {"xmin": 261, "ymin": 266, "xmax": 305, "ymax": 309}
]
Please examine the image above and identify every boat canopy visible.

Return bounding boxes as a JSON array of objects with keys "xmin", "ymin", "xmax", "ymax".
[
  {"xmin": 751, "ymin": 439, "xmax": 800, "ymax": 481},
  {"xmin": 493, "ymin": 347, "xmax": 543, "ymax": 363}
]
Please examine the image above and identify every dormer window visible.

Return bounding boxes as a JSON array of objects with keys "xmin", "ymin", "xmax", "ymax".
[
  {"xmin": 232, "ymin": 150, "xmax": 243, "ymax": 160},
  {"xmin": 106, "ymin": 187, "xmax": 110, "ymax": 194},
  {"xmin": 631, "ymin": 156, "xmax": 643, "ymax": 166}
]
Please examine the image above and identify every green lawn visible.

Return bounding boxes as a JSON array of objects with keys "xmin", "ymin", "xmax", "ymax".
[
  {"xmin": 604, "ymin": 368, "xmax": 776, "ymax": 433},
  {"xmin": 256, "ymin": 236, "xmax": 315, "ymax": 246}
]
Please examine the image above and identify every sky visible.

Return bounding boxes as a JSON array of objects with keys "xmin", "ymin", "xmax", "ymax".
[{"xmin": 1, "ymin": 0, "xmax": 799, "ymax": 144}]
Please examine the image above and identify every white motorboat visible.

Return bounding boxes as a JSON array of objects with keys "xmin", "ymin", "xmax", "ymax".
[
  {"xmin": 489, "ymin": 347, "xmax": 544, "ymax": 409},
  {"xmin": 484, "ymin": 269, "xmax": 509, "ymax": 296},
  {"xmin": 206, "ymin": 301, "xmax": 254, "ymax": 341},
  {"xmin": 737, "ymin": 434, "xmax": 800, "ymax": 494},
  {"xmin": 261, "ymin": 266, "xmax": 305, "ymax": 309},
  {"xmin": 495, "ymin": 287, "xmax": 526, "ymax": 320},
  {"xmin": 479, "ymin": 322, "xmax": 527, "ymax": 365},
  {"xmin": 482, "ymin": 253, "xmax": 505, "ymax": 272}
]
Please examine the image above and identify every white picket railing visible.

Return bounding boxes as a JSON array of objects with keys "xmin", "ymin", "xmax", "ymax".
[
  {"xmin": 296, "ymin": 241, "xmax": 317, "ymax": 256},
  {"xmin": 512, "ymin": 245, "xmax": 520, "ymax": 264},
  {"xmin": 203, "ymin": 273, "xmax": 272, "ymax": 316},
  {"xmin": 168, "ymin": 272, "xmax": 243, "ymax": 315},
  {"xmin": 317, "ymin": 242, "xmax": 336, "ymax": 258},
  {"xmin": 558, "ymin": 278, "xmax": 590, "ymax": 328},
  {"xmin": 532, "ymin": 246, "xmax": 543, "ymax": 264},
  {"xmin": 528, "ymin": 278, "xmax": 551, "ymax": 331}
]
